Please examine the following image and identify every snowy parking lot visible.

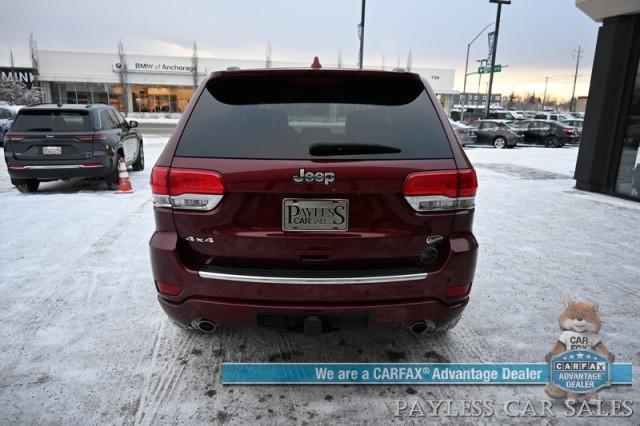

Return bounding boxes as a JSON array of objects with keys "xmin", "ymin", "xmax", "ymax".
[{"xmin": 0, "ymin": 135, "xmax": 638, "ymax": 424}]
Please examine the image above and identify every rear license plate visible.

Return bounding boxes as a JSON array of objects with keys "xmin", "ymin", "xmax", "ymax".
[
  {"xmin": 43, "ymin": 146, "xmax": 62, "ymax": 155},
  {"xmin": 282, "ymin": 199, "xmax": 349, "ymax": 231}
]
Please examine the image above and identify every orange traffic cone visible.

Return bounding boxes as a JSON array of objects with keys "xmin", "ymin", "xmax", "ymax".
[{"xmin": 116, "ymin": 157, "xmax": 134, "ymax": 193}]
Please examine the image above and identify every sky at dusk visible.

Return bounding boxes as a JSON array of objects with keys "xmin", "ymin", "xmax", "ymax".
[{"xmin": 1, "ymin": 0, "xmax": 599, "ymax": 101}]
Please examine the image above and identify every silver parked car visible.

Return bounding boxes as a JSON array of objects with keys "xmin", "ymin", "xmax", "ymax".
[{"xmin": 472, "ymin": 119, "xmax": 524, "ymax": 149}]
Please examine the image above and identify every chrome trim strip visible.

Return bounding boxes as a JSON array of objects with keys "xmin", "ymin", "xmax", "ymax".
[
  {"xmin": 198, "ymin": 270, "xmax": 428, "ymax": 285},
  {"xmin": 21, "ymin": 164, "xmax": 103, "ymax": 169}
]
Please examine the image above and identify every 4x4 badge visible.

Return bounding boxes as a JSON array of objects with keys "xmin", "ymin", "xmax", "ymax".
[
  {"xmin": 185, "ymin": 236, "xmax": 215, "ymax": 243},
  {"xmin": 292, "ymin": 168, "xmax": 335, "ymax": 185}
]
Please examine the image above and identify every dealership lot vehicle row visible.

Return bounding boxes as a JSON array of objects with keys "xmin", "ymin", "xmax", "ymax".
[{"xmin": 0, "ymin": 135, "xmax": 637, "ymax": 424}]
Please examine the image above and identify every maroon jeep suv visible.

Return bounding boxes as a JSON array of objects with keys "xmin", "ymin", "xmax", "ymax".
[{"xmin": 150, "ymin": 67, "xmax": 478, "ymax": 335}]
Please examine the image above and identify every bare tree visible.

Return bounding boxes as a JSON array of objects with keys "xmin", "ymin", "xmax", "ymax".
[
  {"xmin": 28, "ymin": 32, "xmax": 43, "ymax": 102},
  {"xmin": 406, "ymin": 48, "xmax": 413, "ymax": 72},
  {"xmin": 192, "ymin": 41, "xmax": 199, "ymax": 90},
  {"xmin": 117, "ymin": 40, "xmax": 129, "ymax": 115},
  {"xmin": 29, "ymin": 32, "xmax": 39, "ymax": 82},
  {"xmin": 265, "ymin": 41, "xmax": 272, "ymax": 68},
  {"xmin": 337, "ymin": 49, "xmax": 342, "ymax": 69}
]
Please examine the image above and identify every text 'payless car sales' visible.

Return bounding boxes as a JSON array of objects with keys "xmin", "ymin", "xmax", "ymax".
[{"xmin": 283, "ymin": 201, "xmax": 348, "ymax": 227}]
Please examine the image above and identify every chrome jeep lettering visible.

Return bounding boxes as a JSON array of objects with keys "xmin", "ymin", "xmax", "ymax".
[{"xmin": 292, "ymin": 168, "xmax": 335, "ymax": 185}]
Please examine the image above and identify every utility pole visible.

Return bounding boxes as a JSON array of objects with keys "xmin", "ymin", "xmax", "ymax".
[
  {"xmin": 570, "ymin": 45, "xmax": 582, "ymax": 112},
  {"xmin": 542, "ymin": 76, "xmax": 549, "ymax": 110},
  {"xmin": 485, "ymin": 0, "xmax": 510, "ymax": 118},
  {"xmin": 358, "ymin": 0, "xmax": 366, "ymax": 69}
]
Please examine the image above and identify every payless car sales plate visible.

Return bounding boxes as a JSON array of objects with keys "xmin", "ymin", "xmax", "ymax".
[
  {"xmin": 42, "ymin": 146, "xmax": 62, "ymax": 155},
  {"xmin": 282, "ymin": 199, "xmax": 349, "ymax": 231}
]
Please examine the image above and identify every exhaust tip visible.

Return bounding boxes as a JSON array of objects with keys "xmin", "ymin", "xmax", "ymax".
[
  {"xmin": 192, "ymin": 319, "xmax": 218, "ymax": 333},
  {"xmin": 409, "ymin": 320, "xmax": 435, "ymax": 335}
]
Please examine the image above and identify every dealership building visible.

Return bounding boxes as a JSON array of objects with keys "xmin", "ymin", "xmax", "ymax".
[
  {"xmin": 574, "ymin": 0, "xmax": 640, "ymax": 202},
  {"xmin": 2, "ymin": 50, "xmax": 457, "ymax": 114}
]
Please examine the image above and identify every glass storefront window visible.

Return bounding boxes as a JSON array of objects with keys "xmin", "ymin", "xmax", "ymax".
[
  {"xmin": 615, "ymin": 57, "xmax": 640, "ymax": 199},
  {"xmin": 49, "ymin": 82, "xmax": 125, "ymax": 112},
  {"xmin": 131, "ymin": 86, "xmax": 192, "ymax": 113}
]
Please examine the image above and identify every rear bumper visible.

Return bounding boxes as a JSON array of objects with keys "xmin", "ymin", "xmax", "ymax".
[
  {"xmin": 158, "ymin": 295, "xmax": 468, "ymax": 329},
  {"xmin": 508, "ymin": 135, "xmax": 524, "ymax": 146},
  {"xmin": 150, "ymin": 230, "xmax": 478, "ymax": 329},
  {"xmin": 6, "ymin": 157, "xmax": 113, "ymax": 180}
]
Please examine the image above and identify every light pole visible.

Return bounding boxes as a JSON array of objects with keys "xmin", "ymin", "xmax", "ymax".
[
  {"xmin": 485, "ymin": 0, "xmax": 510, "ymax": 118},
  {"xmin": 358, "ymin": 0, "xmax": 366, "ymax": 69},
  {"xmin": 461, "ymin": 22, "xmax": 494, "ymax": 122}
]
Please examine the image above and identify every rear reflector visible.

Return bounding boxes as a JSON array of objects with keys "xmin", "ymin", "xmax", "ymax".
[
  {"xmin": 75, "ymin": 133, "xmax": 108, "ymax": 142},
  {"xmin": 403, "ymin": 169, "xmax": 477, "ymax": 211},
  {"xmin": 155, "ymin": 281, "xmax": 182, "ymax": 296},
  {"xmin": 151, "ymin": 167, "xmax": 225, "ymax": 211},
  {"xmin": 8, "ymin": 163, "xmax": 26, "ymax": 169},
  {"xmin": 444, "ymin": 284, "xmax": 471, "ymax": 298},
  {"xmin": 80, "ymin": 161, "xmax": 103, "ymax": 168}
]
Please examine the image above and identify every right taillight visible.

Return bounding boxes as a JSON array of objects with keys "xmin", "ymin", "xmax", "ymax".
[
  {"xmin": 151, "ymin": 166, "xmax": 225, "ymax": 211},
  {"xmin": 403, "ymin": 169, "xmax": 477, "ymax": 212}
]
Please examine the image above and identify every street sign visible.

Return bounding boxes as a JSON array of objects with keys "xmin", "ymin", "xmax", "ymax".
[{"xmin": 478, "ymin": 65, "xmax": 502, "ymax": 74}]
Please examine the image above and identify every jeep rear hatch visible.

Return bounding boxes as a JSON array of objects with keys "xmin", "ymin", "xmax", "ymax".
[
  {"xmin": 8, "ymin": 109, "xmax": 96, "ymax": 161},
  {"xmin": 154, "ymin": 70, "xmax": 475, "ymax": 271}
]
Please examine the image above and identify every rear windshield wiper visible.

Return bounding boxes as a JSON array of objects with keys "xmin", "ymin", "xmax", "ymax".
[
  {"xmin": 26, "ymin": 128, "xmax": 53, "ymax": 131},
  {"xmin": 309, "ymin": 143, "xmax": 401, "ymax": 156}
]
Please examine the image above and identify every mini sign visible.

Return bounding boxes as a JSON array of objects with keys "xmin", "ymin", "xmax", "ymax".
[{"xmin": 0, "ymin": 67, "xmax": 36, "ymax": 88}]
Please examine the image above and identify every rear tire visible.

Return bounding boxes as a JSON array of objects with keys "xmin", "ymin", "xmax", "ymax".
[
  {"xmin": 132, "ymin": 143, "xmax": 144, "ymax": 171},
  {"xmin": 544, "ymin": 135, "xmax": 560, "ymax": 148},
  {"xmin": 493, "ymin": 137, "xmax": 507, "ymax": 149},
  {"xmin": 105, "ymin": 156, "xmax": 119, "ymax": 190},
  {"xmin": 15, "ymin": 179, "xmax": 39, "ymax": 193}
]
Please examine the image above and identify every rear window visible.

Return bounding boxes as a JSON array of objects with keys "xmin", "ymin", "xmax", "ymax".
[
  {"xmin": 11, "ymin": 110, "xmax": 92, "ymax": 132},
  {"xmin": 176, "ymin": 73, "xmax": 453, "ymax": 160}
]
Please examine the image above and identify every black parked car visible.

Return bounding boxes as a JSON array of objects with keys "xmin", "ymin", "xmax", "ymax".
[
  {"xmin": 4, "ymin": 104, "xmax": 144, "ymax": 192},
  {"xmin": 472, "ymin": 119, "xmax": 523, "ymax": 149},
  {"xmin": 513, "ymin": 120, "xmax": 579, "ymax": 147}
]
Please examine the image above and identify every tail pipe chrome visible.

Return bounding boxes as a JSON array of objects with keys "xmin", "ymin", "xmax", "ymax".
[
  {"xmin": 192, "ymin": 319, "xmax": 218, "ymax": 333},
  {"xmin": 409, "ymin": 320, "xmax": 436, "ymax": 335}
]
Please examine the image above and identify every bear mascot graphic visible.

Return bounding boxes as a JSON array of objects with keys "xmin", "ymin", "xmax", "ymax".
[{"xmin": 544, "ymin": 299, "xmax": 614, "ymax": 403}]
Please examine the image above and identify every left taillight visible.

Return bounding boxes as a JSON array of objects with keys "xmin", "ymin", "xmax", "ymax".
[
  {"xmin": 151, "ymin": 166, "xmax": 225, "ymax": 211},
  {"xmin": 4, "ymin": 133, "xmax": 24, "ymax": 142},
  {"xmin": 403, "ymin": 169, "xmax": 477, "ymax": 212}
]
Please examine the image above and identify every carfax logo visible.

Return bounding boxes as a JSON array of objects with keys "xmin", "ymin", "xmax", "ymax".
[
  {"xmin": 550, "ymin": 350, "xmax": 610, "ymax": 394},
  {"xmin": 545, "ymin": 299, "xmax": 615, "ymax": 403}
]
